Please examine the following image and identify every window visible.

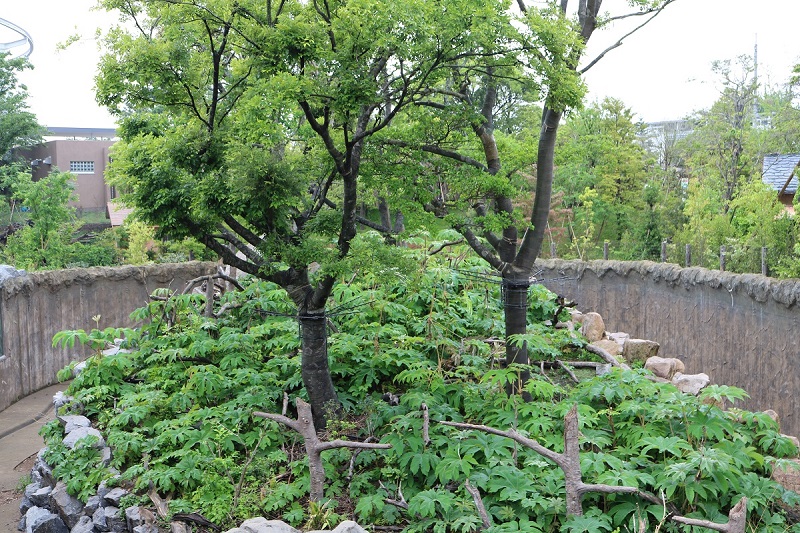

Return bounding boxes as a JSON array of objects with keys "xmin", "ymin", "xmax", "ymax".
[{"xmin": 70, "ymin": 161, "xmax": 95, "ymax": 173}]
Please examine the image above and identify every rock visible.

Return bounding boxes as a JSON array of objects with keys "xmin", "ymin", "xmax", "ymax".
[
  {"xmin": 644, "ymin": 356, "xmax": 685, "ymax": 380},
  {"xmin": 69, "ymin": 516, "xmax": 94, "ymax": 533},
  {"xmin": 607, "ymin": 332, "xmax": 630, "ymax": 347},
  {"xmin": 103, "ymin": 487, "xmax": 128, "ymax": 508},
  {"xmin": 672, "ymin": 372, "xmax": 710, "ymax": 395},
  {"xmin": 18, "ymin": 515, "xmax": 25, "ymax": 531},
  {"xmin": 783, "ymin": 434, "xmax": 800, "ymax": 455},
  {"xmin": 29, "ymin": 485, "xmax": 52, "ymax": 508},
  {"xmin": 764, "ymin": 409, "xmax": 780, "ymax": 426},
  {"xmin": 84, "ymin": 495, "xmax": 102, "ymax": 516},
  {"xmin": 590, "ymin": 339, "xmax": 622, "ymax": 356},
  {"xmin": 62, "ymin": 427, "xmax": 105, "ymax": 449},
  {"xmin": 0, "ymin": 264, "xmax": 25, "ymax": 283},
  {"xmin": 227, "ymin": 518, "xmax": 300, "ymax": 533},
  {"xmin": 596, "ymin": 363, "xmax": 612, "ymax": 376},
  {"xmin": 92, "ymin": 506, "xmax": 108, "ymax": 532},
  {"xmin": 580, "ymin": 312, "xmax": 605, "ymax": 342},
  {"xmin": 52, "ymin": 392, "xmax": 73, "ymax": 411},
  {"xmin": 29, "ymin": 515, "xmax": 69, "ymax": 533},
  {"xmin": 125, "ymin": 506, "xmax": 157, "ymax": 530},
  {"xmin": 104, "ymin": 506, "xmax": 126, "ymax": 533},
  {"xmin": 622, "ymin": 339, "xmax": 660, "ymax": 363},
  {"xmin": 35, "ymin": 450, "xmax": 56, "ymax": 488},
  {"xmin": 324, "ymin": 521, "xmax": 368, "ymax": 533},
  {"xmin": 25, "ymin": 507, "xmax": 68, "ymax": 533},
  {"xmin": 132, "ymin": 525, "xmax": 160, "ymax": 533},
  {"xmin": 773, "ymin": 458, "xmax": 800, "ymax": 493},
  {"xmin": 50, "ymin": 482, "xmax": 84, "ymax": 529},
  {"xmin": 100, "ymin": 446, "xmax": 113, "ymax": 466},
  {"xmin": 57, "ymin": 415, "xmax": 91, "ymax": 434}
]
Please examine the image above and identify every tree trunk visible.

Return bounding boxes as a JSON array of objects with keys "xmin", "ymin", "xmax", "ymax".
[
  {"xmin": 503, "ymin": 271, "xmax": 531, "ymax": 397},
  {"xmin": 299, "ymin": 311, "xmax": 340, "ymax": 429}
]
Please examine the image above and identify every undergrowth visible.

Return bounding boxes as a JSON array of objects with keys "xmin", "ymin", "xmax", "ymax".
[{"xmin": 42, "ymin": 244, "xmax": 800, "ymax": 532}]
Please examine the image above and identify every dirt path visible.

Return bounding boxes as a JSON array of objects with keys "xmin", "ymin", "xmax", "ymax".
[{"xmin": 0, "ymin": 383, "xmax": 65, "ymax": 531}]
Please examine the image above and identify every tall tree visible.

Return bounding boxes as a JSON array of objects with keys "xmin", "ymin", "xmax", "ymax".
[
  {"xmin": 379, "ymin": 0, "xmax": 679, "ymax": 392},
  {"xmin": 97, "ymin": 0, "xmax": 544, "ymax": 426}
]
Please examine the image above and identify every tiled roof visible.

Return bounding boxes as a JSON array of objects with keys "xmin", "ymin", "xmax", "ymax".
[{"xmin": 762, "ymin": 153, "xmax": 800, "ymax": 195}]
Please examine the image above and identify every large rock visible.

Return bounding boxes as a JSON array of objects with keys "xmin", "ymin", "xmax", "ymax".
[
  {"xmin": 62, "ymin": 427, "xmax": 105, "ymax": 449},
  {"xmin": 25, "ymin": 506, "xmax": 68, "ymax": 533},
  {"xmin": 125, "ymin": 506, "xmax": 157, "ymax": 530},
  {"xmin": 622, "ymin": 339, "xmax": 660, "ymax": 363},
  {"xmin": 103, "ymin": 487, "xmax": 129, "ymax": 508},
  {"xmin": 773, "ymin": 458, "xmax": 800, "ymax": 493},
  {"xmin": 590, "ymin": 339, "xmax": 622, "ymax": 356},
  {"xmin": 580, "ymin": 312, "xmax": 605, "ymax": 342},
  {"xmin": 29, "ymin": 485, "xmax": 53, "ymax": 509},
  {"xmin": 672, "ymin": 372, "xmax": 710, "ymax": 395},
  {"xmin": 50, "ymin": 482, "xmax": 84, "ymax": 529},
  {"xmin": 56, "ymin": 415, "xmax": 91, "ymax": 434},
  {"xmin": 309, "ymin": 521, "xmax": 369, "ymax": 533},
  {"xmin": 644, "ymin": 356, "xmax": 685, "ymax": 380},
  {"xmin": 223, "ymin": 518, "xmax": 300, "ymax": 533},
  {"xmin": 607, "ymin": 332, "xmax": 630, "ymax": 347}
]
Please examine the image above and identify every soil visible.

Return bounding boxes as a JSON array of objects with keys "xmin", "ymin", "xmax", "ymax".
[{"xmin": 0, "ymin": 453, "xmax": 36, "ymax": 532}]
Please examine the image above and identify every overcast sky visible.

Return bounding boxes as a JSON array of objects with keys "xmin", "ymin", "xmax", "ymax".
[{"xmin": 2, "ymin": 0, "xmax": 799, "ymax": 129}]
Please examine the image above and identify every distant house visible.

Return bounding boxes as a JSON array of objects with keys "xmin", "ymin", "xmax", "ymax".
[
  {"xmin": 16, "ymin": 127, "xmax": 130, "ymax": 226},
  {"xmin": 762, "ymin": 153, "xmax": 800, "ymax": 214}
]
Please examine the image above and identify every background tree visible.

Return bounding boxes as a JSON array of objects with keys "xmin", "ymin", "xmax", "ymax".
[{"xmin": 377, "ymin": 0, "xmax": 679, "ymax": 392}]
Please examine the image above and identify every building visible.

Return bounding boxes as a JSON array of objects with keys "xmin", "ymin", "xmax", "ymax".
[
  {"xmin": 19, "ymin": 127, "xmax": 132, "ymax": 224},
  {"xmin": 762, "ymin": 153, "xmax": 800, "ymax": 214}
]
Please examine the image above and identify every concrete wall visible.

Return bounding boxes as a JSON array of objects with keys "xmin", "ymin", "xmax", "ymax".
[
  {"xmin": 537, "ymin": 259, "xmax": 800, "ymax": 435},
  {"xmin": 0, "ymin": 262, "xmax": 217, "ymax": 413}
]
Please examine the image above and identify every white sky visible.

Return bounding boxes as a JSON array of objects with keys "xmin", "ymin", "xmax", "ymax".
[{"xmin": 2, "ymin": 0, "xmax": 800, "ymax": 129}]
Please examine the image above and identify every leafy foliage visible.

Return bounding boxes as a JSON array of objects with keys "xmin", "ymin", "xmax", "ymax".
[{"xmin": 42, "ymin": 245, "xmax": 800, "ymax": 531}]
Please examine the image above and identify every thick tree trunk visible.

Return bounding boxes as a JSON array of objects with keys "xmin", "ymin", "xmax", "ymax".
[
  {"xmin": 503, "ymin": 271, "xmax": 531, "ymax": 397},
  {"xmin": 299, "ymin": 311, "xmax": 340, "ymax": 429}
]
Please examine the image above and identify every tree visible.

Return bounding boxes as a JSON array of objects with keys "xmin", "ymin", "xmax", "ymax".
[
  {"xmin": 375, "ymin": 0, "xmax": 679, "ymax": 393},
  {"xmin": 0, "ymin": 53, "xmax": 44, "ymax": 207},
  {"xmin": 96, "ymin": 0, "xmax": 547, "ymax": 427}
]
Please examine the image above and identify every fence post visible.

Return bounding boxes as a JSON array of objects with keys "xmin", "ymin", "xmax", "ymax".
[
  {"xmin": 661, "ymin": 240, "xmax": 667, "ymax": 263},
  {"xmin": 685, "ymin": 244, "xmax": 691, "ymax": 268},
  {"xmin": 762, "ymin": 247, "xmax": 768, "ymax": 277},
  {"xmin": 720, "ymin": 245, "xmax": 726, "ymax": 272},
  {"xmin": 603, "ymin": 241, "xmax": 609, "ymax": 260},
  {"xmin": 550, "ymin": 242, "xmax": 557, "ymax": 259}
]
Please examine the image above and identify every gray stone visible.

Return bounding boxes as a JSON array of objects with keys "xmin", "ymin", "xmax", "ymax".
[
  {"xmin": 50, "ymin": 482, "xmax": 85, "ymax": 529},
  {"xmin": 19, "ymin": 494, "xmax": 34, "ymax": 515},
  {"xmin": 104, "ymin": 506, "xmax": 127, "ymax": 533},
  {"xmin": 29, "ymin": 514, "xmax": 69, "ymax": 533},
  {"xmin": 595, "ymin": 363, "xmax": 612, "ymax": 376},
  {"xmin": 52, "ymin": 392, "xmax": 73, "ymax": 411},
  {"xmin": 309, "ymin": 521, "xmax": 368, "ymax": 533},
  {"xmin": 132, "ymin": 525, "xmax": 160, "ymax": 533},
  {"xmin": 644, "ymin": 356, "xmax": 685, "ymax": 380},
  {"xmin": 103, "ymin": 487, "xmax": 128, "ymax": 508},
  {"xmin": 30, "ymin": 485, "xmax": 53, "ymax": 508},
  {"xmin": 92, "ymin": 506, "xmax": 108, "ymax": 532},
  {"xmin": 0, "ymin": 264, "xmax": 26, "ymax": 282},
  {"xmin": 622, "ymin": 339, "xmax": 660, "ymax": 363},
  {"xmin": 672, "ymin": 372, "xmax": 710, "ymax": 395},
  {"xmin": 25, "ymin": 507, "xmax": 67, "ymax": 533},
  {"xmin": 18, "ymin": 515, "xmax": 25, "ymax": 531},
  {"xmin": 234, "ymin": 518, "xmax": 300, "ymax": 533},
  {"xmin": 84, "ymin": 495, "xmax": 103, "ymax": 516},
  {"xmin": 125, "ymin": 506, "xmax": 157, "ymax": 531},
  {"xmin": 62, "ymin": 427, "xmax": 105, "ymax": 449},
  {"xmin": 69, "ymin": 516, "xmax": 94, "ymax": 533},
  {"xmin": 580, "ymin": 312, "xmax": 605, "ymax": 342},
  {"xmin": 57, "ymin": 415, "xmax": 91, "ymax": 433},
  {"xmin": 607, "ymin": 332, "xmax": 630, "ymax": 346},
  {"xmin": 100, "ymin": 446, "xmax": 113, "ymax": 467},
  {"xmin": 35, "ymin": 450, "xmax": 56, "ymax": 488},
  {"xmin": 30, "ymin": 469, "xmax": 44, "ymax": 486}
]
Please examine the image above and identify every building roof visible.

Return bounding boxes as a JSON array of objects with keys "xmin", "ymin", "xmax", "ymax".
[
  {"xmin": 107, "ymin": 201, "xmax": 133, "ymax": 227},
  {"xmin": 762, "ymin": 153, "xmax": 800, "ymax": 195}
]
